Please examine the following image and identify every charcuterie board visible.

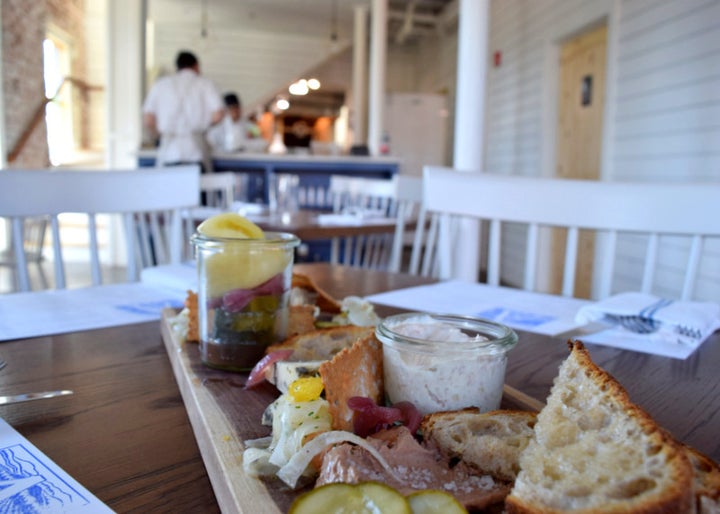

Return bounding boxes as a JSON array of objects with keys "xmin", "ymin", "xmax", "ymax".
[{"xmin": 159, "ymin": 309, "xmax": 543, "ymax": 513}]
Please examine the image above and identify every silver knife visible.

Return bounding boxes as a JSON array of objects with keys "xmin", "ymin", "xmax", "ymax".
[{"xmin": 0, "ymin": 390, "xmax": 74, "ymax": 405}]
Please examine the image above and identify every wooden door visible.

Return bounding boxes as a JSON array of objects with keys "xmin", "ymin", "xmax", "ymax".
[{"xmin": 550, "ymin": 24, "xmax": 607, "ymax": 298}]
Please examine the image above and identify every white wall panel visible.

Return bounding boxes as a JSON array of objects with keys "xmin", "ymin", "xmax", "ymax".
[
  {"xmin": 151, "ymin": 24, "xmax": 344, "ymax": 111},
  {"xmin": 484, "ymin": 0, "xmax": 719, "ymax": 300}
]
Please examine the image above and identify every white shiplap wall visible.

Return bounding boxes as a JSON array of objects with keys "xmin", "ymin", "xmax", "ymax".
[
  {"xmin": 609, "ymin": 0, "xmax": 720, "ymax": 302},
  {"xmin": 482, "ymin": 0, "xmax": 720, "ymax": 301},
  {"xmin": 612, "ymin": 0, "xmax": 720, "ymax": 180},
  {"xmin": 150, "ymin": 23, "xmax": 349, "ymax": 111},
  {"xmin": 149, "ymin": 23, "xmax": 421, "ymax": 115}
]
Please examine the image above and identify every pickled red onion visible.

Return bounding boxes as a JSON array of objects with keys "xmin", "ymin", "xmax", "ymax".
[{"xmin": 245, "ymin": 349, "xmax": 293, "ymax": 388}]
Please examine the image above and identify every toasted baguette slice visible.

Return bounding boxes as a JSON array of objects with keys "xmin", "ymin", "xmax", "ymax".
[
  {"xmin": 505, "ymin": 341, "xmax": 693, "ymax": 514},
  {"xmin": 266, "ymin": 325, "xmax": 374, "ymax": 361},
  {"xmin": 421, "ymin": 408, "xmax": 537, "ymax": 481},
  {"xmin": 291, "ymin": 272, "xmax": 342, "ymax": 313}
]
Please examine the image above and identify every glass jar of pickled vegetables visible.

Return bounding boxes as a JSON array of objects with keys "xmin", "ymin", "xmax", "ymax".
[{"xmin": 191, "ymin": 231, "xmax": 300, "ymax": 371}]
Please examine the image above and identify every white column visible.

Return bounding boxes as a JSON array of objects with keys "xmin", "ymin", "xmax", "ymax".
[
  {"xmin": 452, "ymin": 0, "xmax": 490, "ymax": 281},
  {"xmin": 106, "ymin": 0, "xmax": 144, "ymax": 169},
  {"xmin": 105, "ymin": 0, "xmax": 144, "ymax": 268},
  {"xmin": 367, "ymin": 0, "xmax": 387, "ymax": 156},
  {"xmin": 352, "ymin": 5, "xmax": 369, "ymax": 146},
  {"xmin": 0, "ymin": 2, "xmax": 8, "ymax": 252},
  {"xmin": 0, "ymin": 1, "xmax": 7, "ymax": 169}
]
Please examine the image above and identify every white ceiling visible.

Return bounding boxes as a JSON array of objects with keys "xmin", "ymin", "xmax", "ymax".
[{"xmin": 148, "ymin": 0, "xmax": 458, "ymax": 45}]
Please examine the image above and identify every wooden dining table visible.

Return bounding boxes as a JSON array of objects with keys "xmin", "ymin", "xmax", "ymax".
[
  {"xmin": 187, "ymin": 207, "xmax": 405, "ymax": 265},
  {"xmin": 248, "ymin": 209, "xmax": 401, "ymax": 241},
  {"xmin": 2, "ymin": 263, "xmax": 719, "ymax": 512},
  {"xmin": 189, "ymin": 207, "xmax": 401, "ymax": 242}
]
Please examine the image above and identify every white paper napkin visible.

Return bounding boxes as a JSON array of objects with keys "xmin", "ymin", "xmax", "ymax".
[
  {"xmin": 316, "ymin": 208, "xmax": 391, "ymax": 226},
  {"xmin": 316, "ymin": 213, "xmax": 365, "ymax": 226},
  {"xmin": 576, "ymin": 292, "xmax": 720, "ymax": 348}
]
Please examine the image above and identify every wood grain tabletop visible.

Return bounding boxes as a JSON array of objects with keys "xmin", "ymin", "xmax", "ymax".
[
  {"xmin": 252, "ymin": 210, "xmax": 403, "ymax": 241},
  {"xmin": 1, "ymin": 262, "xmax": 718, "ymax": 512}
]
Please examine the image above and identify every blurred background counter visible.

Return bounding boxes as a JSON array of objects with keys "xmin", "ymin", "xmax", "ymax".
[{"xmin": 137, "ymin": 150, "xmax": 400, "ymax": 205}]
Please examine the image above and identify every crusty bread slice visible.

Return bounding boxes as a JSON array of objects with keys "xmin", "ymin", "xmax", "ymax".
[
  {"xmin": 505, "ymin": 341, "xmax": 694, "ymax": 514},
  {"xmin": 685, "ymin": 444, "xmax": 720, "ymax": 514},
  {"xmin": 421, "ymin": 408, "xmax": 537, "ymax": 481},
  {"xmin": 291, "ymin": 272, "xmax": 342, "ymax": 313},
  {"xmin": 266, "ymin": 325, "xmax": 374, "ymax": 361}
]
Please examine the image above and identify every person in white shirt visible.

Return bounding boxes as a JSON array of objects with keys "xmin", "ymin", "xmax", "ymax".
[
  {"xmin": 207, "ymin": 93, "xmax": 261, "ymax": 153},
  {"xmin": 142, "ymin": 51, "xmax": 224, "ymax": 173}
]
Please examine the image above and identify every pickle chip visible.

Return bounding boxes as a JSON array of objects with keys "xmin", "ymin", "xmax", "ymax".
[
  {"xmin": 289, "ymin": 482, "xmax": 411, "ymax": 514},
  {"xmin": 407, "ymin": 490, "xmax": 468, "ymax": 514}
]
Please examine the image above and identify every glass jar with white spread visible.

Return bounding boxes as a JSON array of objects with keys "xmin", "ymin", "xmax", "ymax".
[{"xmin": 376, "ymin": 313, "xmax": 518, "ymax": 415}]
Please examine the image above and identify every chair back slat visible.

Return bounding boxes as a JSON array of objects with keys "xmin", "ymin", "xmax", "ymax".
[
  {"xmin": 562, "ymin": 227, "xmax": 579, "ymax": 297},
  {"xmin": 87, "ymin": 213, "xmax": 101, "ymax": 286},
  {"xmin": 683, "ymin": 235, "xmax": 703, "ymax": 301},
  {"xmin": 123, "ymin": 212, "xmax": 138, "ymax": 284},
  {"xmin": 487, "ymin": 219, "xmax": 502, "ymax": 287},
  {"xmin": 524, "ymin": 224, "xmax": 539, "ymax": 291},
  {"xmin": 49, "ymin": 216, "xmax": 66, "ymax": 289},
  {"xmin": 641, "ymin": 233, "xmax": 659, "ymax": 294},
  {"xmin": 597, "ymin": 231, "xmax": 618, "ymax": 300},
  {"xmin": 10, "ymin": 218, "xmax": 29, "ymax": 291}
]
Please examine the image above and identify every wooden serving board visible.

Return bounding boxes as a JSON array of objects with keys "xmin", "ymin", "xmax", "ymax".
[{"xmin": 159, "ymin": 309, "xmax": 543, "ymax": 514}]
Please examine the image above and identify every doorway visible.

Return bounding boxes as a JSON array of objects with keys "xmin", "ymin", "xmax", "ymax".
[{"xmin": 550, "ymin": 23, "xmax": 608, "ymax": 298}]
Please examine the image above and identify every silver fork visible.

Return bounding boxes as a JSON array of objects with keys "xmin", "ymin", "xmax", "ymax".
[{"xmin": 603, "ymin": 298, "xmax": 673, "ymax": 334}]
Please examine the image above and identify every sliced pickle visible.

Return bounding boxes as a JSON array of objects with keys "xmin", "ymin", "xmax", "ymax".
[
  {"xmin": 407, "ymin": 490, "xmax": 467, "ymax": 514},
  {"xmin": 289, "ymin": 482, "xmax": 411, "ymax": 514}
]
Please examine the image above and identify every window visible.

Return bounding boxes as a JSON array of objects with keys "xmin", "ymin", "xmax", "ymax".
[{"xmin": 43, "ymin": 34, "xmax": 74, "ymax": 165}]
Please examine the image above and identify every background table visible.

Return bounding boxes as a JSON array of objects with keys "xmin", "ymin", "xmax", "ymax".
[
  {"xmin": 1, "ymin": 263, "xmax": 718, "ymax": 512},
  {"xmin": 187, "ymin": 208, "xmax": 404, "ymax": 264}
]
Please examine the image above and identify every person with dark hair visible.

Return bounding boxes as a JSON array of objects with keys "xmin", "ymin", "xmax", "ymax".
[
  {"xmin": 207, "ymin": 91, "xmax": 262, "ymax": 152},
  {"xmin": 142, "ymin": 50, "xmax": 224, "ymax": 173},
  {"xmin": 175, "ymin": 51, "xmax": 198, "ymax": 70}
]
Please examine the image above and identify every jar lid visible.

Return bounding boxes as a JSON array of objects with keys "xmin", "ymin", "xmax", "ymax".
[{"xmin": 376, "ymin": 312, "xmax": 518, "ymax": 356}]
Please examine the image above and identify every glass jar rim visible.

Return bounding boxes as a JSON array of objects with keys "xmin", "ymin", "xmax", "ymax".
[
  {"xmin": 376, "ymin": 312, "xmax": 518, "ymax": 355},
  {"xmin": 190, "ymin": 231, "xmax": 300, "ymax": 248}
]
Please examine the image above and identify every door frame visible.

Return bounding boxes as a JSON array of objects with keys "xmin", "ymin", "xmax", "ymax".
[{"xmin": 535, "ymin": 8, "xmax": 620, "ymax": 299}]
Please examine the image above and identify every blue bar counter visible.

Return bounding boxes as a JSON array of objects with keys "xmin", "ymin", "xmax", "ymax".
[{"xmin": 137, "ymin": 150, "xmax": 400, "ymax": 204}]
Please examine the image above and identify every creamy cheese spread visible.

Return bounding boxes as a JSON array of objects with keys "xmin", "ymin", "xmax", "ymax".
[{"xmin": 377, "ymin": 314, "xmax": 516, "ymax": 415}]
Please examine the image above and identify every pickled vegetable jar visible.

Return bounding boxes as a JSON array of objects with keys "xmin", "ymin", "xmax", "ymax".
[{"xmin": 191, "ymin": 231, "xmax": 300, "ymax": 371}]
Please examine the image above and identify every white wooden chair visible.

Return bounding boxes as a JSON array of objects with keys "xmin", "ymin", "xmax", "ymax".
[
  {"xmin": 388, "ymin": 174, "xmax": 424, "ymax": 273},
  {"xmin": 417, "ymin": 165, "xmax": 720, "ymax": 301},
  {"xmin": 327, "ymin": 175, "xmax": 399, "ymax": 269},
  {"xmin": 200, "ymin": 172, "xmax": 237, "ymax": 208},
  {"xmin": 0, "ymin": 166, "xmax": 199, "ymax": 292}
]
